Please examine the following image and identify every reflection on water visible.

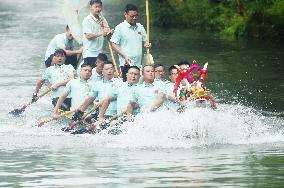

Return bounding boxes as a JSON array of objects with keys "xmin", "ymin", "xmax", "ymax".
[
  {"xmin": 0, "ymin": 0, "xmax": 283, "ymax": 187},
  {"xmin": 0, "ymin": 144, "xmax": 284, "ymax": 187}
]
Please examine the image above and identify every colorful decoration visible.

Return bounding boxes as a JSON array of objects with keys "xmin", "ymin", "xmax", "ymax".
[{"xmin": 173, "ymin": 61, "xmax": 209, "ymax": 96}]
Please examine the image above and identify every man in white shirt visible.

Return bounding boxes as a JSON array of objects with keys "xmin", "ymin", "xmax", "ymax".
[
  {"xmin": 111, "ymin": 4, "xmax": 151, "ymax": 81},
  {"xmin": 82, "ymin": 0, "xmax": 111, "ymax": 67},
  {"xmin": 44, "ymin": 25, "xmax": 82, "ymax": 68}
]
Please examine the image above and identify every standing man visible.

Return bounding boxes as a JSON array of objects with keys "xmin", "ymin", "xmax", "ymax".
[
  {"xmin": 82, "ymin": 0, "xmax": 110, "ymax": 67},
  {"xmin": 34, "ymin": 49, "xmax": 75, "ymax": 111},
  {"xmin": 111, "ymin": 4, "xmax": 151, "ymax": 81},
  {"xmin": 45, "ymin": 25, "xmax": 82, "ymax": 68}
]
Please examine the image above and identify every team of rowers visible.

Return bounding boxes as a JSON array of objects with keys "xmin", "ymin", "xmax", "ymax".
[
  {"xmin": 33, "ymin": 50, "xmax": 216, "ymax": 125},
  {"xmin": 30, "ymin": 0, "xmax": 216, "ymax": 129}
]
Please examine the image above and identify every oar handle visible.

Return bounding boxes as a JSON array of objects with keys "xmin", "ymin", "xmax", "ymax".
[
  {"xmin": 82, "ymin": 105, "xmax": 99, "ymax": 120},
  {"xmin": 27, "ymin": 88, "xmax": 52, "ymax": 106},
  {"xmin": 37, "ymin": 110, "xmax": 76, "ymax": 127},
  {"xmin": 146, "ymin": 0, "xmax": 150, "ymax": 41},
  {"xmin": 38, "ymin": 88, "xmax": 52, "ymax": 98},
  {"xmin": 108, "ymin": 41, "xmax": 120, "ymax": 78}
]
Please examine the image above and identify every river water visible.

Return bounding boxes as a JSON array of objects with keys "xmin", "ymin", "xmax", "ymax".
[{"xmin": 0, "ymin": 0, "xmax": 284, "ymax": 187}]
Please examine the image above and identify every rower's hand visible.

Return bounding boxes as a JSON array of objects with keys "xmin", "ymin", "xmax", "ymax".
[
  {"xmin": 52, "ymin": 113, "xmax": 60, "ymax": 120},
  {"xmin": 53, "ymin": 109, "xmax": 60, "ymax": 115},
  {"xmin": 102, "ymin": 28, "xmax": 110, "ymax": 37},
  {"xmin": 72, "ymin": 111, "xmax": 84, "ymax": 121},
  {"xmin": 51, "ymin": 84, "xmax": 59, "ymax": 91},
  {"xmin": 93, "ymin": 101, "xmax": 102, "ymax": 107},
  {"xmin": 31, "ymin": 93, "xmax": 38, "ymax": 103},
  {"xmin": 98, "ymin": 116, "xmax": 105, "ymax": 122},
  {"xmin": 123, "ymin": 56, "xmax": 132, "ymax": 65},
  {"xmin": 144, "ymin": 41, "xmax": 151, "ymax": 49},
  {"xmin": 127, "ymin": 114, "xmax": 134, "ymax": 122},
  {"xmin": 106, "ymin": 29, "xmax": 114, "ymax": 39}
]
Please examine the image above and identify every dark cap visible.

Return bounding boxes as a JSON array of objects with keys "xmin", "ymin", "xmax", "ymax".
[{"xmin": 53, "ymin": 49, "xmax": 66, "ymax": 56}]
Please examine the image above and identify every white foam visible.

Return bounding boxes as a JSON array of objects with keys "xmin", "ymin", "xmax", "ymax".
[{"xmin": 1, "ymin": 103, "xmax": 283, "ymax": 150}]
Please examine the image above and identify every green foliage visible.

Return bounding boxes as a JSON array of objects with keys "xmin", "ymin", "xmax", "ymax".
[{"xmin": 150, "ymin": 0, "xmax": 284, "ymax": 41}]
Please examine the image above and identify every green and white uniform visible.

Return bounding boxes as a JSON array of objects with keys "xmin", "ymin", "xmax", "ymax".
[
  {"xmin": 164, "ymin": 82, "xmax": 180, "ymax": 111},
  {"xmin": 130, "ymin": 82, "xmax": 165, "ymax": 112},
  {"xmin": 89, "ymin": 78, "xmax": 122, "ymax": 116},
  {"xmin": 110, "ymin": 20, "xmax": 147, "ymax": 67},
  {"xmin": 45, "ymin": 33, "xmax": 75, "ymax": 60},
  {"xmin": 110, "ymin": 82, "xmax": 138, "ymax": 115},
  {"xmin": 76, "ymin": 61, "xmax": 103, "ymax": 82},
  {"xmin": 64, "ymin": 78, "xmax": 92, "ymax": 110},
  {"xmin": 42, "ymin": 64, "xmax": 74, "ymax": 98},
  {"xmin": 82, "ymin": 14, "xmax": 108, "ymax": 58}
]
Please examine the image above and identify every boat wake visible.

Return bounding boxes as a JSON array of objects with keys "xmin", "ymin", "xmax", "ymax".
[{"xmin": 1, "ymin": 101, "xmax": 284, "ymax": 150}]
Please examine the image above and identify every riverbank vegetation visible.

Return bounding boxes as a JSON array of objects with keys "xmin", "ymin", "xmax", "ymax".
[{"xmin": 148, "ymin": 0, "xmax": 284, "ymax": 41}]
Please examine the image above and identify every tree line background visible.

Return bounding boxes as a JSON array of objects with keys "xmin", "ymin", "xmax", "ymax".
[{"xmin": 146, "ymin": 0, "xmax": 284, "ymax": 41}]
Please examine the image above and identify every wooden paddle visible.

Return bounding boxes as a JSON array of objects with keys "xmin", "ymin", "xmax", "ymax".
[
  {"xmin": 62, "ymin": 104, "xmax": 99, "ymax": 131},
  {"xmin": 73, "ymin": 110, "xmax": 129, "ymax": 134},
  {"xmin": 143, "ymin": 0, "xmax": 154, "ymax": 66},
  {"xmin": 36, "ymin": 110, "xmax": 76, "ymax": 127},
  {"xmin": 108, "ymin": 41, "xmax": 120, "ymax": 78},
  {"xmin": 9, "ymin": 88, "xmax": 52, "ymax": 116}
]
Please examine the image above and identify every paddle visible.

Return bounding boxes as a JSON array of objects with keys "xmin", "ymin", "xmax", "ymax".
[
  {"xmin": 62, "ymin": 105, "xmax": 99, "ymax": 132},
  {"xmin": 9, "ymin": 88, "xmax": 52, "ymax": 116},
  {"xmin": 71, "ymin": 110, "xmax": 129, "ymax": 135},
  {"xmin": 108, "ymin": 41, "xmax": 120, "ymax": 78},
  {"xmin": 143, "ymin": 0, "xmax": 154, "ymax": 66},
  {"xmin": 36, "ymin": 110, "xmax": 76, "ymax": 127}
]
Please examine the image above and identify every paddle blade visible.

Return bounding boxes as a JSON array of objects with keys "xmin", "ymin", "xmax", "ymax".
[
  {"xmin": 143, "ymin": 52, "xmax": 154, "ymax": 65},
  {"xmin": 9, "ymin": 105, "xmax": 27, "ymax": 116},
  {"xmin": 36, "ymin": 121, "xmax": 46, "ymax": 127}
]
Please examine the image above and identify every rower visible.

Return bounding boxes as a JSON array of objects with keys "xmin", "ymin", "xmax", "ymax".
[
  {"xmin": 154, "ymin": 64, "xmax": 171, "ymax": 86},
  {"xmin": 76, "ymin": 53, "xmax": 107, "ymax": 82},
  {"xmin": 33, "ymin": 49, "xmax": 75, "ymax": 111},
  {"xmin": 164, "ymin": 65, "xmax": 183, "ymax": 111},
  {"xmin": 53, "ymin": 63, "xmax": 93, "ymax": 115},
  {"xmin": 75, "ymin": 61, "xmax": 122, "ymax": 121},
  {"xmin": 44, "ymin": 25, "xmax": 82, "ymax": 68},
  {"xmin": 127, "ymin": 65, "xmax": 166, "ymax": 115},
  {"xmin": 98, "ymin": 66, "xmax": 141, "ymax": 121}
]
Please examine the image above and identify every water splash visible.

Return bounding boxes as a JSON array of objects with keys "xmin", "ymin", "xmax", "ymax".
[
  {"xmin": 90, "ymin": 104, "xmax": 284, "ymax": 149},
  {"xmin": 1, "ymin": 101, "xmax": 283, "ymax": 150}
]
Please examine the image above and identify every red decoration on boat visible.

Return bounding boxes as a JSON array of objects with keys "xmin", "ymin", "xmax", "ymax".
[{"xmin": 173, "ymin": 61, "xmax": 208, "ymax": 96}]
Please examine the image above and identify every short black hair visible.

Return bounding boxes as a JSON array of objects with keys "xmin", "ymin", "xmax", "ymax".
[
  {"xmin": 97, "ymin": 53, "xmax": 108, "ymax": 62},
  {"xmin": 102, "ymin": 60, "xmax": 114, "ymax": 68},
  {"xmin": 154, "ymin": 64, "xmax": 165, "ymax": 69},
  {"xmin": 125, "ymin": 4, "xmax": 138, "ymax": 13},
  {"xmin": 53, "ymin": 49, "xmax": 66, "ymax": 57},
  {"xmin": 90, "ymin": 0, "xmax": 102, "ymax": 6},
  {"xmin": 128, "ymin": 65, "xmax": 140, "ymax": 73},
  {"xmin": 168, "ymin": 65, "xmax": 178, "ymax": 74},
  {"xmin": 142, "ymin": 64, "xmax": 154, "ymax": 74},
  {"xmin": 81, "ymin": 62, "xmax": 92, "ymax": 69},
  {"xmin": 177, "ymin": 59, "xmax": 190, "ymax": 66},
  {"xmin": 66, "ymin": 25, "xmax": 70, "ymax": 31}
]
